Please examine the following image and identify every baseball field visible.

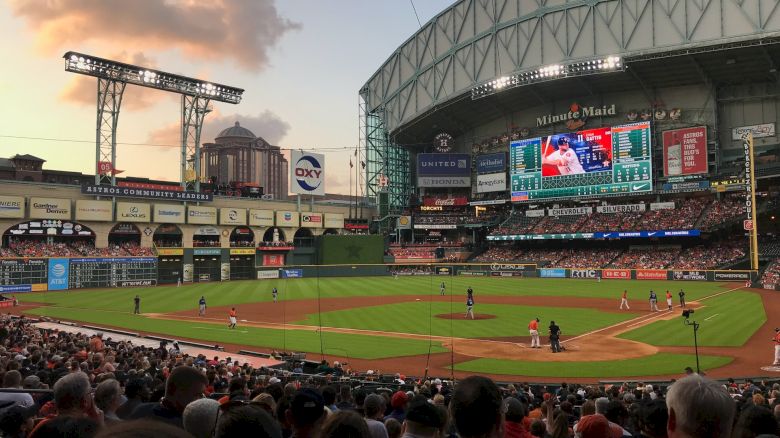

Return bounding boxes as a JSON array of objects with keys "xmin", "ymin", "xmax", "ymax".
[{"xmin": 12, "ymin": 271, "xmax": 774, "ymax": 382}]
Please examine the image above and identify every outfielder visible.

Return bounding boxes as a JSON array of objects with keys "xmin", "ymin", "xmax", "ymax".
[
  {"xmin": 440, "ymin": 281, "xmax": 446, "ymax": 296},
  {"xmin": 228, "ymin": 307, "xmax": 238, "ymax": 329},
  {"xmin": 198, "ymin": 296, "xmax": 207, "ymax": 316},
  {"xmin": 528, "ymin": 317, "xmax": 540, "ymax": 348},
  {"xmin": 649, "ymin": 290, "xmax": 659, "ymax": 312},
  {"xmin": 465, "ymin": 288, "xmax": 474, "ymax": 320},
  {"xmin": 619, "ymin": 290, "xmax": 629, "ymax": 310},
  {"xmin": 272, "ymin": 287, "xmax": 278, "ymax": 303}
]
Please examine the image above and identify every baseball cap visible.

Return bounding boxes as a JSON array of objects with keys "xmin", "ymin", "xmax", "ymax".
[
  {"xmin": 405, "ymin": 399, "xmax": 445, "ymax": 429},
  {"xmin": 22, "ymin": 375, "xmax": 42, "ymax": 389},
  {"xmin": 503, "ymin": 397, "xmax": 525, "ymax": 422},
  {"xmin": 577, "ymin": 414, "xmax": 611, "ymax": 438},
  {"xmin": 0, "ymin": 405, "xmax": 38, "ymax": 435},
  {"xmin": 291, "ymin": 388, "xmax": 324, "ymax": 425},
  {"xmin": 391, "ymin": 390, "xmax": 408, "ymax": 409},
  {"xmin": 268, "ymin": 377, "xmax": 281, "ymax": 384}
]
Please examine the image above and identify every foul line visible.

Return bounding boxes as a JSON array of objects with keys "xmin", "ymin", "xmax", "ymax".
[
  {"xmin": 192, "ymin": 326, "xmax": 248, "ymax": 334},
  {"xmin": 704, "ymin": 314, "xmax": 719, "ymax": 321}
]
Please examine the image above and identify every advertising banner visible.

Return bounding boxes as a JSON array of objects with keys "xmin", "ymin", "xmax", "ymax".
[
  {"xmin": 650, "ymin": 202, "xmax": 676, "ymax": 211},
  {"xmin": 671, "ymin": 270, "xmax": 707, "ymax": 281},
  {"xmin": 75, "ymin": 200, "xmax": 113, "ymax": 222},
  {"xmin": 281, "ymin": 269, "xmax": 303, "ymax": 278},
  {"xmin": 0, "ymin": 285, "xmax": 32, "ymax": 293},
  {"xmin": 257, "ymin": 269, "xmax": 280, "ymax": 279},
  {"xmin": 596, "ymin": 204, "xmax": 646, "ymax": 214},
  {"xmin": 221, "ymin": 263, "xmax": 230, "ymax": 281},
  {"xmin": 219, "ymin": 208, "xmax": 246, "ymax": 226},
  {"xmin": 275, "ymin": 211, "xmax": 300, "ymax": 227},
  {"xmin": 713, "ymin": 271, "xmax": 751, "ymax": 281},
  {"xmin": 477, "ymin": 173, "xmax": 507, "ymax": 193},
  {"xmin": 323, "ymin": 213, "xmax": 344, "ymax": 229},
  {"xmin": 397, "ymin": 216, "xmax": 412, "ymax": 230},
  {"xmin": 525, "ymin": 209, "xmax": 545, "ymax": 217},
  {"xmin": 422, "ymin": 197, "xmax": 469, "ymax": 207},
  {"xmin": 436, "ymin": 267, "xmax": 452, "ymax": 275},
  {"xmin": 301, "ymin": 213, "xmax": 323, "ymax": 228},
  {"xmin": 662, "ymin": 181, "xmax": 710, "ymax": 191},
  {"xmin": 548, "ymin": 207, "xmax": 592, "ymax": 216},
  {"xmin": 413, "ymin": 224, "xmax": 457, "ymax": 230},
  {"xmin": 29, "ymin": 198, "xmax": 71, "ymax": 220},
  {"xmin": 0, "ymin": 196, "xmax": 24, "ymax": 218},
  {"xmin": 489, "ymin": 263, "xmax": 528, "ymax": 272},
  {"xmin": 116, "ymin": 202, "xmax": 151, "ymax": 222},
  {"xmin": 188, "ymin": 206, "xmax": 217, "ymax": 225},
  {"xmin": 157, "ymin": 248, "xmax": 184, "ymax": 256},
  {"xmin": 732, "ymin": 123, "xmax": 775, "ymax": 140},
  {"xmin": 636, "ymin": 270, "xmax": 667, "ymax": 280},
  {"xmin": 469, "ymin": 199, "xmax": 508, "ymax": 206},
  {"xmin": 154, "ymin": 204, "xmax": 185, "ymax": 224},
  {"xmin": 119, "ymin": 280, "xmax": 156, "ymax": 287},
  {"xmin": 194, "ymin": 226, "xmax": 219, "ymax": 236},
  {"xmin": 290, "ymin": 150, "xmax": 325, "ymax": 196},
  {"xmin": 570, "ymin": 269, "xmax": 600, "ymax": 279},
  {"xmin": 249, "ymin": 209, "xmax": 275, "ymax": 227},
  {"xmin": 417, "ymin": 153, "xmax": 471, "ymax": 177},
  {"xmin": 230, "ymin": 248, "xmax": 255, "ymax": 255},
  {"xmin": 602, "ymin": 269, "xmax": 631, "ymax": 279},
  {"xmin": 47, "ymin": 258, "xmax": 69, "ymax": 291},
  {"xmin": 81, "ymin": 184, "xmax": 211, "ymax": 201},
  {"xmin": 193, "ymin": 249, "xmax": 221, "ymax": 256},
  {"xmin": 476, "ymin": 153, "xmax": 506, "ymax": 174},
  {"xmin": 597, "ymin": 230, "xmax": 700, "ymax": 238},
  {"xmin": 417, "ymin": 176, "xmax": 471, "ymax": 188},
  {"xmin": 541, "ymin": 127, "xmax": 613, "ymax": 177},
  {"xmin": 662, "ymin": 127, "xmax": 707, "ymax": 176},
  {"xmin": 540, "ymin": 268, "xmax": 566, "ymax": 278}
]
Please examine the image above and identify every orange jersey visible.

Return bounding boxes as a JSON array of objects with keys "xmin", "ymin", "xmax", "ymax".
[
  {"xmin": 229, "ymin": 310, "xmax": 237, "ymax": 318},
  {"xmin": 529, "ymin": 320, "xmax": 538, "ymax": 330},
  {"xmin": 666, "ymin": 292, "xmax": 672, "ymax": 299},
  {"xmin": 774, "ymin": 332, "xmax": 780, "ymax": 344},
  {"xmin": 622, "ymin": 291, "xmax": 627, "ymax": 299}
]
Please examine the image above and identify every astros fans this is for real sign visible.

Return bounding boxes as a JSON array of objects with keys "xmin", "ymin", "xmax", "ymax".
[{"xmin": 291, "ymin": 150, "xmax": 325, "ymax": 196}]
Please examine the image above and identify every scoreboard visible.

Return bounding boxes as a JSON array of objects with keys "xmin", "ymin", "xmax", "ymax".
[
  {"xmin": 69, "ymin": 257, "xmax": 157, "ymax": 289},
  {"xmin": 510, "ymin": 121, "xmax": 652, "ymax": 201},
  {"xmin": 0, "ymin": 259, "xmax": 47, "ymax": 292}
]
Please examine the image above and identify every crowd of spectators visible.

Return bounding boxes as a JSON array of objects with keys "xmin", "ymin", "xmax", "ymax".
[
  {"xmin": 388, "ymin": 248, "xmax": 435, "ymax": 260},
  {"xmin": 577, "ymin": 212, "xmax": 645, "ymax": 233},
  {"xmin": 531, "ymin": 215, "xmax": 590, "ymax": 235},
  {"xmin": 0, "ymin": 314, "xmax": 778, "ymax": 438},
  {"xmin": 473, "ymin": 246, "xmax": 525, "ymax": 262},
  {"xmin": 700, "ymin": 194, "xmax": 748, "ymax": 231},
  {"xmin": 257, "ymin": 241, "xmax": 295, "ymax": 248},
  {"xmin": 1, "ymin": 240, "xmax": 154, "ymax": 258},
  {"xmin": 609, "ymin": 248, "xmax": 681, "ymax": 269},
  {"xmin": 634, "ymin": 197, "xmax": 710, "ymax": 231},
  {"xmin": 669, "ymin": 241, "xmax": 747, "ymax": 270},
  {"xmin": 761, "ymin": 259, "xmax": 780, "ymax": 289},
  {"xmin": 490, "ymin": 214, "xmax": 541, "ymax": 236},
  {"xmin": 555, "ymin": 249, "xmax": 622, "ymax": 269}
]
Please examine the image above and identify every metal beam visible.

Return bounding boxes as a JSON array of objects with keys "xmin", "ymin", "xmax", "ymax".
[
  {"xmin": 95, "ymin": 78, "xmax": 125, "ymax": 185},
  {"xmin": 181, "ymin": 95, "xmax": 211, "ymax": 191}
]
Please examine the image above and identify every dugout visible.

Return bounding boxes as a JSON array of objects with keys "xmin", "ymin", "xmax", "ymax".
[{"xmin": 193, "ymin": 249, "xmax": 221, "ymax": 282}]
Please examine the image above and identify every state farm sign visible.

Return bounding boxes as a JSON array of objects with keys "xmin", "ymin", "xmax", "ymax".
[
  {"xmin": 636, "ymin": 270, "xmax": 667, "ymax": 280},
  {"xmin": 422, "ymin": 197, "xmax": 468, "ymax": 207},
  {"xmin": 602, "ymin": 269, "xmax": 630, "ymax": 279}
]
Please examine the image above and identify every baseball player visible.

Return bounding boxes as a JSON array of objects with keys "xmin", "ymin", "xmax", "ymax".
[
  {"xmin": 773, "ymin": 328, "xmax": 780, "ymax": 366},
  {"xmin": 272, "ymin": 287, "xmax": 278, "ymax": 303},
  {"xmin": 679, "ymin": 289, "xmax": 686, "ymax": 308},
  {"xmin": 649, "ymin": 290, "xmax": 659, "ymax": 312},
  {"xmin": 543, "ymin": 137, "xmax": 585, "ymax": 175},
  {"xmin": 198, "ymin": 296, "xmax": 207, "ymax": 316},
  {"xmin": 228, "ymin": 307, "xmax": 238, "ymax": 329},
  {"xmin": 440, "ymin": 281, "xmax": 446, "ymax": 296},
  {"xmin": 666, "ymin": 290, "xmax": 673, "ymax": 311},
  {"xmin": 549, "ymin": 321, "xmax": 562, "ymax": 353},
  {"xmin": 528, "ymin": 317, "xmax": 541, "ymax": 348},
  {"xmin": 465, "ymin": 288, "xmax": 474, "ymax": 320},
  {"xmin": 133, "ymin": 295, "xmax": 141, "ymax": 315},
  {"xmin": 619, "ymin": 290, "xmax": 630, "ymax": 310}
]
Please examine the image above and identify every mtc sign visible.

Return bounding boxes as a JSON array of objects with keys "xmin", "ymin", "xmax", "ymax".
[{"xmin": 291, "ymin": 151, "xmax": 325, "ymax": 196}]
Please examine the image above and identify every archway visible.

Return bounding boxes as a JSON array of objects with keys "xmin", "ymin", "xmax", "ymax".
[
  {"xmin": 192, "ymin": 226, "xmax": 220, "ymax": 247},
  {"xmin": 322, "ymin": 228, "xmax": 339, "ymax": 236},
  {"xmin": 153, "ymin": 224, "xmax": 182, "ymax": 247},
  {"xmin": 293, "ymin": 228, "xmax": 314, "ymax": 248},
  {"xmin": 2, "ymin": 220, "xmax": 95, "ymax": 257},
  {"xmin": 262, "ymin": 227, "xmax": 286, "ymax": 244},
  {"xmin": 230, "ymin": 227, "xmax": 254, "ymax": 247},
  {"xmin": 109, "ymin": 223, "xmax": 141, "ymax": 245}
]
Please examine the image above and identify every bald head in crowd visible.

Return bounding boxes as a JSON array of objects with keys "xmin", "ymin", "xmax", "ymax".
[
  {"xmin": 666, "ymin": 374, "xmax": 735, "ymax": 438},
  {"xmin": 450, "ymin": 376, "xmax": 503, "ymax": 438}
]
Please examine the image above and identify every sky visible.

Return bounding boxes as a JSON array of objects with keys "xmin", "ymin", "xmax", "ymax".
[{"xmin": 0, "ymin": 0, "xmax": 454, "ymax": 194}]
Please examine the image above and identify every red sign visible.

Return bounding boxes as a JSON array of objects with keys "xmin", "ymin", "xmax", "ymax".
[
  {"xmin": 422, "ymin": 196, "xmax": 468, "ymax": 207},
  {"xmin": 662, "ymin": 127, "xmax": 707, "ymax": 176},
  {"xmin": 636, "ymin": 269, "xmax": 668, "ymax": 280},
  {"xmin": 263, "ymin": 254, "xmax": 285, "ymax": 266},
  {"xmin": 118, "ymin": 181, "xmax": 183, "ymax": 192},
  {"xmin": 345, "ymin": 223, "xmax": 369, "ymax": 230},
  {"xmin": 744, "ymin": 220, "xmax": 754, "ymax": 231},
  {"xmin": 602, "ymin": 269, "xmax": 630, "ymax": 279}
]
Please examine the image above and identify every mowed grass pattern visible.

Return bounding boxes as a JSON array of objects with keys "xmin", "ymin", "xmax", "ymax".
[
  {"xmin": 619, "ymin": 291, "xmax": 765, "ymax": 347},
  {"xmin": 453, "ymin": 353, "xmax": 733, "ymax": 377},
  {"xmin": 295, "ymin": 302, "xmax": 639, "ymax": 338}
]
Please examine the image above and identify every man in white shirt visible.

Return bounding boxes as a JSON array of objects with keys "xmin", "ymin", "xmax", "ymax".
[{"xmin": 544, "ymin": 137, "xmax": 585, "ymax": 175}]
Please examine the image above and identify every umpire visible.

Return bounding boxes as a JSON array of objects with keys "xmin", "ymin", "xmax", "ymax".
[{"xmin": 549, "ymin": 321, "xmax": 562, "ymax": 353}]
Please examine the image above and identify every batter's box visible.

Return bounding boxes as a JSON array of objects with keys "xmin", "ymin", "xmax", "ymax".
[{"xmin": 760, "ymin": 365, "xmax": 780, "ymax": 373}]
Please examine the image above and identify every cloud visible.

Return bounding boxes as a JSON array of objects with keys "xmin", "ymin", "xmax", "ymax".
[
  {"xmin": 147, "ymin": 110, "xmax": 291, "ymax": 146},
  {"xmin": 9, "ymin": 0, "xmax": 300, "ymax": 71},
  {"xmin": 59, "ymin": 52, "xmax": 167, "ymax": 110}
]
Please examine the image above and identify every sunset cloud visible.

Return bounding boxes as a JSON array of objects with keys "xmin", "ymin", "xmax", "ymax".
[
  {"xmin": 147, "ymin": 110, "xmax": 292, "ymax": 147},
  {"xmin": 9, "ymin": 0, "xmax": 300, "ymax": 71}
]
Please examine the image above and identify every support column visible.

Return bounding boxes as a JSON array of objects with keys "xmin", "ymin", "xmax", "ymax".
[
  {"xmin": 181, "ymin": 95, "xmax": 211, "ymax": 191},
  {"xmin": 95, "ymin": 78, "xmax": 126, "ymax": 185}
]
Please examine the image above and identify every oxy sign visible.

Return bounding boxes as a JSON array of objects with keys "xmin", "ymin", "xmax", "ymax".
[{"xmin": 291, "ymin": 151, "xmax": 325, "ymax": 196}]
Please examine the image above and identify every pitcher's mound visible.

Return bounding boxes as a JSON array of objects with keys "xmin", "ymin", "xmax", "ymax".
[{"xmin": 435, "ymin": 313, "xmax": 496, "ymax": 320}]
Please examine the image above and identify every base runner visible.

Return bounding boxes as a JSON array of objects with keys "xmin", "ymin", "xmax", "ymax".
[
  {"xmin": 529, "ymin": 318, "xmax": 540, "ymax": 348},
  {"xmin": 620, "ymin": 290, "xmax": 629, "ymax": 310},
  {"xmin": 649, "ymin": 291, "xmax": 659, "ymax": 312}
]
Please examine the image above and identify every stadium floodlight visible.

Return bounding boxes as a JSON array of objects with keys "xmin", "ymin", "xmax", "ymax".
[
  {"xmin": 471, "ymin": 55, "xmax": 624, "ymax": 100},
  {"xmin": 63, "ymin": 51, "xmax": 244, "ymax": 190}
]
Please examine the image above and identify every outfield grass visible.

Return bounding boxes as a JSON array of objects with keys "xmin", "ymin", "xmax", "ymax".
[
  {"xmin": 453, "ymin": 353, "xmax": 733, "ymax": 378},
  {"xmin": 295, "ymin": 302, "xmax": 639, "ymax": 338},
  {"xmin": 24, "ymin": 307, "xmax": 447, "ymax": 360},
  {"xmin": 618, "ymin": 291, "xmax": 765, "ymax": 347}
]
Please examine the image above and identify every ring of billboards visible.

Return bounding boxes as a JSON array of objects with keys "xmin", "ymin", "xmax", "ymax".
[{"xmin": 509, "ymin": 121, "xmax": 652, "ymax": 201}]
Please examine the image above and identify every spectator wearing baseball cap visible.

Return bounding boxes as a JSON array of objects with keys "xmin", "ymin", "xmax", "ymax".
[
  {"xmin": 503, "ymin": 397, "xmax": 532, "ymax": 438},
  {"xmin": 401, "ymin": 397, "xmax": 446, "ymax": 437},
  {"xmin": 0, "ymin": 405, "xmax": 37, "ymax": 438},
  {"xmin": 286, "ymin": 388, "xmax": 325, "ymax": 438},
  {"xmin": 577, "ymin": 414, "xmax": 613, "ymax": 438},
  {"xmin": 384, "ymin": 391, "xmax": 408, "ymax": 423}
]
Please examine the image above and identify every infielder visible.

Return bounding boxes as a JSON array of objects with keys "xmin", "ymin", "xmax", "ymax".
[
  {"xmin": 528, "ymin": 317, "xmax": 540, "ymax": 348},
  {"xmin": 619, "ymin": 290, "xmax": 629, "ymax": 310},
  {"xmin": 649, "ymin": 290, "xmax": 659, "ymax": 312},
  {"xmin": 272, "ymin": 287, "xmax": 278, "ymax": 303},
  {"xmin": 440, "ymin": 281, "xmax": 446, "ymax": 296},
  {"xmin": 465, "ymin": 288, "xmax": 474, "ymax": 320},
  {"xmin": 666, "ymin": 291, "xmax": 673, "ymax": 311},
  {"xmin": 228, "ymin": 307, "xmax": 238, "ymax": 329},
  {"xmin": 679, "ymin": 289, "xmax": 686, "ymax": 308},
  {"xmin": 198, "ymin": 296, "xmax": 207, "ymax": 316},
  {"xmin": 773, "ymin": 328, "xmax": 780, "ymax": 366}
]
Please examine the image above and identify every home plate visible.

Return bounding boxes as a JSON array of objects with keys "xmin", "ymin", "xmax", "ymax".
[
  {"xmin": 240, "ymin": 319, "xmax": 248, "ymax": 322},
  {"xmin": 415, "ymin": 299, "xmax": 421, "ymax": 301},
  {"xmin": 761, "ymin": 366, "xmax": 780, "ymax": 373}
]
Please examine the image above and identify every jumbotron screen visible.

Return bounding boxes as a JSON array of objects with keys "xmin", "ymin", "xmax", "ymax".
[{"xmin": 510, "ymin": 121, "xmax": 652, "ymax": 200}]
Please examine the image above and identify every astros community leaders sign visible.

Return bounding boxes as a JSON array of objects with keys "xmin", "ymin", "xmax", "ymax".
[{"xmin": 81, "ymin": 184, "xmax": 212, "ymax": 201}]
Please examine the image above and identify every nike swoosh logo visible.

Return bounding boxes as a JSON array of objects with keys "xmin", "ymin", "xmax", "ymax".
[
  {"xmin": 632, "ymin": 184, "xmax": 647, "ymax": 190},
  {"xmin": 648, "ymin": 232, "xmax": 656, "ymax": 236}
]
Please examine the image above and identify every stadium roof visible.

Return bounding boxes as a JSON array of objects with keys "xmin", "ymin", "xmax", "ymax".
[{"xmin": 216, "ymin": 122, "xmax": 257, "ymax": 140}]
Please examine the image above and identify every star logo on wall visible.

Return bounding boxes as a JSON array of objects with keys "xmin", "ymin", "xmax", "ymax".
[{"xmin": 344, "ymin": 244, "xmax": 362, "ymax": 260}]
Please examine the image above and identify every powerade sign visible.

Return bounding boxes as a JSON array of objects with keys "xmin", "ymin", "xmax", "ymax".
[
  {"xmin": 476, "ymin": 153, "xmax": 506, "ymax": 174},
  {"xmin": 540, "ymin": 268, "xmax": 566, "ymax": 278},
  {"xmin": 47, "ymin": 258, "xmax": 69, "ymax": 291},
  {"xmin": 0, "ymin": 285, "xmax": 32, "ymax": 293},
  {"xmin": 714, "ymin": 271, "xmax": 751, "ymax": 281},
  {"xmin": 291, "ymin": 150, "xmax": 325, "ymax": 196},
  {"xmin": 417, "ymin": 153, "xmax": 471, "ymax": 177},
  {"xmin": 281, "ymin": 269, "xmax": 303, "ymax": 279}
]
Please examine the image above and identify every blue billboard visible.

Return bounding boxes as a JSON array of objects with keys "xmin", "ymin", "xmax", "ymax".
[
  {"xmin": 417, "ymin": 153, "xmax": 471, "ymax": 177},
  {"xmin": 0, "ymin": 285, "xmax": 32, "ymax": 293},
  {"xmin": 476, "ymin": 153, "xmax": 506, "ymax": 174},
  {"xmin": 47, "ymin": 258, "xmax": 69, "ymax": 291},
  {"xmin": 540, "ymin": 268, "xmax": 566, "ymax": 278},
  {"xmin": 281, "ymin": 269, "xmax": 303, "ymax": 278}
]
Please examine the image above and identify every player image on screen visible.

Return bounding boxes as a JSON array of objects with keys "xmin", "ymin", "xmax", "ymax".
[{"xmin": 541, "ymin": 128, "xmax": 613, "ymax": 177}]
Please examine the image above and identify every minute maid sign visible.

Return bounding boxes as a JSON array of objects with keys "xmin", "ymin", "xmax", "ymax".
[{"xmin": 536, "ymin": 102, "xmax": 616, "ymax": 128}]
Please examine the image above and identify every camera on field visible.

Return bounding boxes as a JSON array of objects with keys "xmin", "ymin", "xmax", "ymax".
[{"xmin": 682, "ymin": 309, "xmax": 694, "ymax": 318}]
